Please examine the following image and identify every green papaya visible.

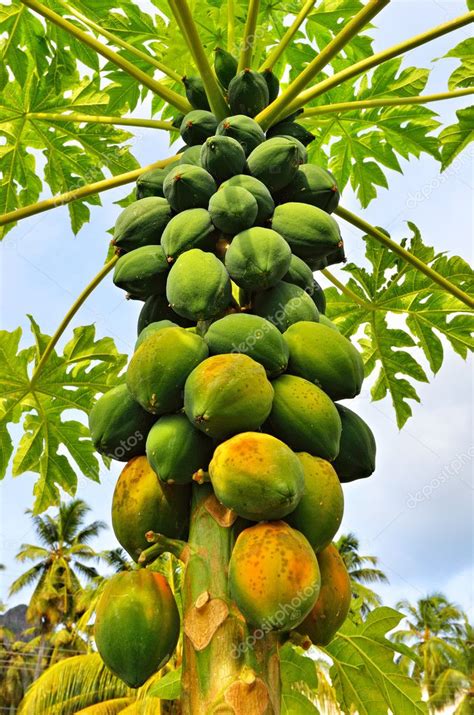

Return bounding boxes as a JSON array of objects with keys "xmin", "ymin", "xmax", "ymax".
[
  {"xmin": 178, "ymin": 145, "xmax": 203, "ymax": 166},
  {"xmin": 137, "ymin": 293, "xmax": 194, "ymax": 335},
  {"xmin": 208, "ymin": 186, "xmax": 258, "ymax": 234},
  {"xmin": 265, "ymin": 374, "xmax": 342, "ymax": 461},
  {"xmin": 253, "ymin": 281, "xmax": 319, "ymax": 332},
  {"xmin": 146, "ymin": 413, "xmax": 214, "ymax": 485},
  {"xmin": 166, "ymin": 249, "xmax": 232, "ymax": 321},
  {"xmin": 267, "ymin": 121, "xmax": 315, "ymax": 147},
  {"xmin": 180, "ymin": 110, "xmax": 218, "ymax": 146},
  {"xmin": 136, "ymin": 167, "xmax": 166, "ymax": 199},
  {"xmin": 184, "ymin": 353, "xmax": 274, "ymax": 438},
  {"xmin": 216, "ymin": 115, "xmax": 265, "ymax": 156},
  {"xmin": 88, "ymin": 384, "xmax": 156, "ymax": 461},
  {"xmin": 200, "ymin": 135, "xmax": 246, "ymax": 183},
  {"xmin": 183, "ymin": 76, "xmax": 210, "ymax": 110},
  {"xmin": 332, "ymin": 405, "xmax": 376, "ymax": 482},
  {"xmin": 163, "ymin": 164, "xmax": 216, "ymax": 212},
  {"xmin": 111, "ymin": 456, "xmax": 190, "ymax": 560},
  {"xmin": 277, "ymin": 164, "xmax": 340, "ymax": 212},
  {"xmin": 126, "ymin": 327, "xmax": 208, "ymax": 414},
  {"xmin": 172, "ymin": 113, "xmax": 185, "ymax": 129},
  {"xmin": 113, "ymin": 245, "xmax": 168, "ymax": 300},
  {"xmin": 279, "ymin": 136, "xmax": 308, "ymax": 164},
  {"xmin": 307, "ymin": 243, "xmax": 346, "ymax": 270},
  {"xmin": 260, "ymin": 68, "xmax": 280, "ymax": 103},
  {"xmin": 229, "ymin": 522, "xmax": 320, "ymax": 631},
  {"xmin": 220, "ymin": 174, "xmax": 274, "ymax": 224},
  {"xmin": 95, "ymin": 570, "xmax": 180, "ymax": 687},
  {"xmin": 161, "ymin": 208, "xmax": 216, "ymax": 263},
  {"xmin": 271, "ymin": 202, "xmax": 342, "ymax": 260},
  {"xmin": 113, "ymin": 197, "xmax": 172, "ymax": 252},
  {"xmin": 209, "ymin": 432, "xmax": 304, "ymax": 520},
  {"xmin": 204, "ymin": 312, "xmax": 289, "ymax": 377},
  {"xmin": 214, "ymin": 47, "xmax": 238, "ymax": 88},
  {"xmin": 286, "ymin": 453, "xmax": 344, "ymax": 552},
  {"xmin": 311, "ymin": 279, "xmax": 326, "ymax": 314},
  {"xmin": 225, "ymin": 227, "xmax": 292, "ymax": 291},
  {"xmin": 284, "ymin": 321, "xmax": 364, "ymax": 400},
  {"xmin": 319, "ymin": 314, "xmax": 339, "ymax": 331},
  {"xmin": 247, "ymin": 137, "xmax": 301, "ymax": 193},
  {"xmin": 135, "ymin": 320, "xmax": 178, "ymax": 350},
  {"xmin": 228, "ymin": 69, "xmax": 269, "ymax": 117},
  {"xmin": 283, "ymin": 254, "xmax": 314, "ymax": 294}
]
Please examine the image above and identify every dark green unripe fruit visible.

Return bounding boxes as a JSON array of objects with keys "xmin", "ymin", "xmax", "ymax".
[
  {"xmin": 260, "ymin": 68, "xmax": 280, "ymax": 102},
  {"xmin": 216, "ymin": 115, "xmax": 265, "ymax": 156},
  {"xmin": 135, "ymin": 320, "xmax": 179, "ymax": 350},
  {"xmin": 136, "ymin": 167, "xmax": 166, "ymax": 199},
  {"xmin": 172, "ymin": 113, "xmax": 185, "ymax": 129},
  {"xmin": 333, "ymin": 405, "xmax": 376, "ymax": 482},
  {"xmin": 283, "ymin": 254, "xmax": 314, "ymax": 294},
  {"xmin": 146, "ymin": 413, "xmax": 214, "ymax": 485},
  {"xmin": 137, "ymin": 294, "xmax": 194, "ymax": 334},
  {"xmin": 225, "ymin": 227, "xmax": 291, "ymax": 291},
  {"xmin": 113, "ymin": 197, "xmax": 171, "ymax": 252},
  {"xmin": 166, "ymin": 249, "xmax": 232, "ymax": 321},
  {"xmin": 277, "ymin": 164, "xmax": 340, "ymax": 212},
  {"xmin": 183, "ymin": 76, "xmax": 210, "ymax": 110},
  {"xmin": 208, "ymin": 187, "xmax": 258, "ymax": 234},
  {"xmin": 88, "ymin": 384, "xmax": 156, "ymax": 461},
  {"xmin": 113, "ymin": 245, "xmax": 169, "ymax": 300},
  {"xmin": 272, "ymin": 202, "xmax": 342, "ymax": 260},
  {"xmin": 307, "ymin": 243, "xmax": 346, "ymax": 270},
  {"xmin": 163, "ymin": 164, "xmax": 216, "ymax": 212},
  {"xmin": 178, "ymin": 145, "xmax": 203, "ymax": 166},
  {"xmin": 204, "ymin": 313, "xmax": 289, "ymax": 377},
  {"xmin": 220, "ymin": 174, "xmax": 275, "ymax": 224},
  {"xmin": 253, "ymin": 281, "xmax": 319, "ymax": 332},
  {"xmin": 311, "ymin": 279, "xmax": 326, "ymax": 314},
  {"xmin": 161, "ymin": 208, "xmax": 216, "ymax": 262},
  {"xmin": 228, "ymin": 69, "xmax": 269, "ymax": 117},
  {"xmin": 279, "ymin": 135, "xmax": 308, "ymax": 163},
  {"xmin": 200, "ymin": 135, "xmax": 246, "ymax": 183},
  {"xmin": 247, "ymin": 137, "xmax": 301, "ymax": 192},
  {"xmin": 180, "ymin": 110, "xmax": 218, "ymax": 145},
  {"xmin": 214, "ymin": 47, "xmax": 238, "ymax": 88},
  {"xmin": 267, "ymin": 121, "xmax": 315, "ymax": 147}
]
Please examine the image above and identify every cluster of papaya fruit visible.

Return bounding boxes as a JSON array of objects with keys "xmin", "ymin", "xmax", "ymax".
[{"xmin": 89, "ymin": 49, "xmax": 376, "ymax": 689}]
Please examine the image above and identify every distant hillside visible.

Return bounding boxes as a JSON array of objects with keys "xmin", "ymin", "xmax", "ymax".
[{"xmin": 0, "ymin": 604, "xmax": 28, "ymax": 637}]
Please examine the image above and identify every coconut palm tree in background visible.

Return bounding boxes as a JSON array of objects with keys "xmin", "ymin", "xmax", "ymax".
[{"xmin": 335, "ymin": 532, "xmax": 389, "ymax": 617}]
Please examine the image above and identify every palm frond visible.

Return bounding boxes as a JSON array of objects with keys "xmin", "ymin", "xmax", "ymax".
[
  {"xmin": 9, "ymin": 563, "xmax": 45, "ymax": 595},
  {"xmin": 100, "ymin": 549, "xmax": 133, "ymax": 573},
  {"xmin": 76, "ymin": 699, "xmax": 135, "ymax": 714},
  {"xmin": 31, "ymin": 513, "xmax": 59, "ymax": 547},
  {"xmin": 429, "ymin": 667, "xmax": 470, "ymax": 708},
  {"xmin": 349, "ymin": 567, "xmax": 389, "ymax": 584},
  {"xmin": 74, "ymin": 521, "xmax": 108, "ymax": 546},
  {"xmin": 59, "ymin": 500, "xmax": 90, "ymax": 543},
  {"xmin": 15, "ymin": 545, "xmax": 50, "ymax": 563},
  {"xmin": 73, "ymin": 562, "xmax": 101, "ymax": 581}
]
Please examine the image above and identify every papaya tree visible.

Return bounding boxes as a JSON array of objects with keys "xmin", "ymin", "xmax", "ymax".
[{"xmin": 0, "ymin": 0, "xmax": 473, "ymax": 713}]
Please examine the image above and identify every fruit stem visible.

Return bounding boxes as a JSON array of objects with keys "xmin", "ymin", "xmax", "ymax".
[
  {"xmin": 227, "ymin": 0, "xmax": 236, "ymax": 53},
  {"xmin": 321, "ymin": 269, "xmax": 375, "ymax": 312},
  {"xmin": 259, "ymin": 0, "xmax": 317, "ymax": 72},
  {"xmin": 281, "ymin": 10, "xmax": 474, "ymax": 117},
  {"xmin": 138, "ymin": 533, "xmax": 189, "ymax": 564},
  {"xmin": 27, "ymin": 112, "xmax": 175, "ymax": 130},
  {"xmin": 0, "ymin": 154, "xmax": 180, "ymax": 230},
  {"xmin": 19, "ymin": 0, "xmax": 191, "ymax": 113},
  {"xmin": 169, "ymin": 0, "xmax": 229, "ymax": 120},
  {"xmin": 29, "ymin": 255, "xmax": 119, "ymax": 388},
  {"xmin": 53, "ymin": 0, "xmax": 182, "ymax": 82},
  {"xmin": 237, "ymin": 0, "xmax": 261, "ymax": 72},
  {"xmin": 335, "ymin": 206, "xmax": 474, "ymax": 310},
  {"xmin": 256, "ymin": 0, "xmax": 389, "ymax": 129},
  {"xmin": 301, "ymin": 88, "xmax": 474, "ymax": 116}
]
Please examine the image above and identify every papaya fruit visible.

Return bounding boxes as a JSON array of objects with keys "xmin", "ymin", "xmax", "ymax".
[
  {"xmin": 200, "ymin": 135, "xmax": 246, "ymax": 183},
  {"xmin": 184, "ymin": 353, "xmax": 274, "ymax": 438},
  {"xmin": 266, "ymin": 374, "xmax": 342, "ymax": 461},
  {"xmin": 277, "ymin": 164, "xmax": 340, "ymax": 212},
  {"xmin": 178, "ymin": 145, "xmax": 203, "ymax": 166},
  {"xmin": 286, "ymin": 453, "xmax": 344, "ymax": 552},
  {"xmin": 267, "ymin": 120, "xmax": 314, "ymax": 147},
  {"xmin": 166, "ymin": 249, "xmax": 232, "ymax": 321},
  {"xmin": 284, "ymin": 322, "xmax": 364, "ymax": 401},
  {"xmin": 214, "ymin": 47, "xmax": 238, "ymax": 89},
  {"xmin": 252, "ymin": 281, "xmax": 319, "ymax": 332},
  {"xmin": 332, "ymin": 405, "xmax": 376, "ymax": 482},
  {"xmin": 216, "ymin": 115, "xmax": 265, "ymax": 156},
  {"xmin": 208, "ymin": 186, "xmax": 258, "ymax": 234},
  {"xmin": 319, "ymin": 314, "xmax": 339, "ymax": 331},
  {"xmin": 95, "ymin": 570, "xmax": 180, "ymax": 687},
  {"xmin": 229, "ymin": 521, "xmax": 320, "ymax": 631},
  {"xmin": 183, "ymin": 76, "xmax": 210, "ymax": 110},
  {"xmin": 163, "ymin": 165, "xmax": 216, "ymax": 212},
  {"xmin": 280, "ymin": 136, "xmax": 308, "ymax": 164},
  {"xmin": 161, "ymin": 208, "xmax": 216, "ymax": 264},
  {"xmin": 209, "ymin": 432, "xmax": 304, "ymax": 520},
  {"xmin": 126, "ymin": 327, "xmax": 208, "ymax": 414},
  {"xmin": 180, "ymin": 109, "xmax": 218, "ymax": 146},
  {"xmin": 297, "ymin": 544, "xmax": 351, "ymax": 646},
  {"xmin": 135, "ymin": 320, "xmax": 178, "ymax": 350},
  {"xmin": 260, "ymin": 68, "xmax": 280, "ymax": 103},
  {"xmin": 137, "ymin": 293, "xmax": 194, "ymax": 335},
  {"xmin": 172, "ymin": 113, "xmax": 185, "ymax": 129},
  {"xmin": 225, "ymin": 227, "xmax": 292, "ymax": 291},
  {"xmin": 311, "ymin": 279, "xmax": 326, "ymax": 314},
  {"xmin": 113, "ymin": 197, "xmax": 172, "ymax": 252},
  {"xmin": 271, "ymin": 202, "xmax": 342, "ymax": 261},
  {"xmin": 307, "ymin": 243, "xmax": 346, "ymax": 271},
  {"xmin": 228, "ymin": 69, "xmax": 269, "ymax": 117},
  {"xmin": 113, "ymin": 245, "xmax": 169, "ymax": 300},
  {"xmin": 247, "ymin": 137, "xmax": 301, "ymax": 193},
  {"xmin": 283, "ymin": 254, "xmax": 314, "ymax": 294},
  {"xmin": 204, "ymin": 312, "xmax": 289, "ymax": 377},
  {"xmin": 88, "ymin": 385, "xmax": 156, "ymax": 461},
  {"xmin": 136, "ymin": 167, "xmax": 166, "ymax": 199},
  {"xmin": 111, "ymin": 455, "xmax": 190, "ymax": 560},
  {"xmin": 147, "ymin": 413, "xmax": 214, "ymax": 484},
  {"xmin": 220, "ymin": 174, "xmax": 275, "ymax": 224}
]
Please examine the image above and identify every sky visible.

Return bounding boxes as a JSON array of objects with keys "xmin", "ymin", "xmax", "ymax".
[{"xmin": 0, "ymin": 0, "xmax": 472, "ymax": 621}]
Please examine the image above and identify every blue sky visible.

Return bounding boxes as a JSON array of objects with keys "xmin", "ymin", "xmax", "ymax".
[{"xmin": 0, "ymin": 0, "xmax": 472, "ymax": 619}]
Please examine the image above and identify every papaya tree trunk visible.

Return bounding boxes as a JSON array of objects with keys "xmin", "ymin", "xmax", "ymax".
[{"xmin": 180, "ymin": 484, "xmax": 281, "ymax": 714}]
